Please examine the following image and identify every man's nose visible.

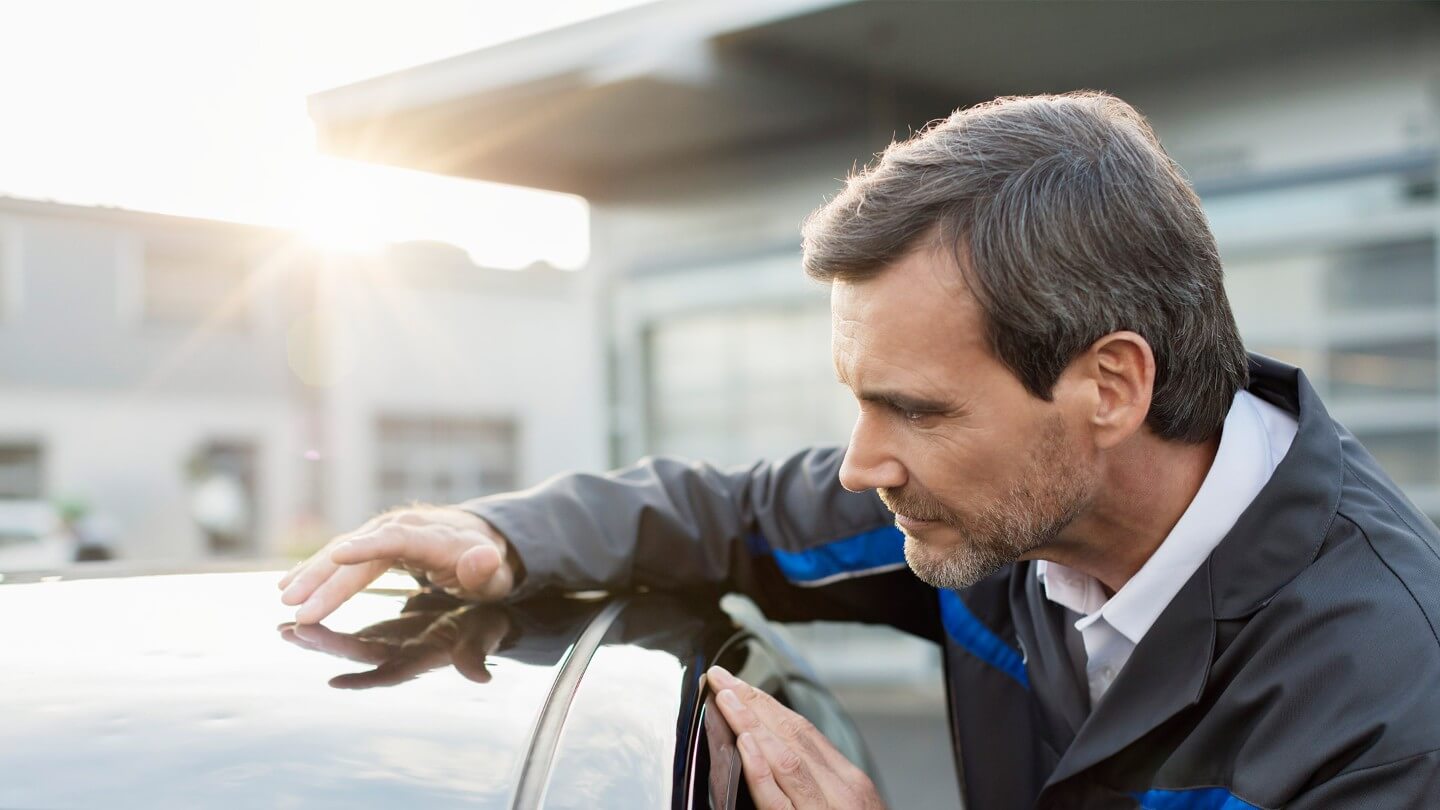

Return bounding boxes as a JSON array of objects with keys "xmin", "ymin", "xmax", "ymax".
[{"xmin": 838, "ymin": 415, "xmax": 906, "ymax": 493}]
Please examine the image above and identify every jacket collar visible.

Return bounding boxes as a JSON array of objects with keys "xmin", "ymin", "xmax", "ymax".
[
  {"xmin": 1039, "ymin": 354, "xmax": 1344, "ymax": 791},
  {"xmin": 1209, "ymin": 355, "xmax": 1343, "ymax": 619}
]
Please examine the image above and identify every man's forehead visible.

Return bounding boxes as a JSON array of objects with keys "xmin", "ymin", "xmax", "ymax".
[{"xmin": 829, "ymin": 247, "xmax": 984, "ymax": 361}]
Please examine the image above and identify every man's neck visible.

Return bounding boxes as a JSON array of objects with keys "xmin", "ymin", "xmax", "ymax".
[{"xmin": 1036, "ymin": 430, "xmax": 1221, "ymax": 596}]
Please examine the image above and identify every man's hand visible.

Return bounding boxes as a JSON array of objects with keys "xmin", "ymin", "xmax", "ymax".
[
  {"xmin": 707, "ymin": 665, "xmax": 886, "ymax": 809},
  {"xmin": 277, "ymin": 505, "xmax": 519, "ymax": 624}
]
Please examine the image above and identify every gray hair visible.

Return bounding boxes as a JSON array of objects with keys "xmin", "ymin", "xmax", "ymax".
[{"xmin": 802, "ymin": 91, "xmax": 1248, "ymax": 443}]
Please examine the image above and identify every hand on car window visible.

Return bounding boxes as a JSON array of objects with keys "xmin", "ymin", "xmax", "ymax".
[
  {"xmin": 278, "ymin": 601, "xmax": 512, "ymax": 689},
  {"xmin": 277, "ymin": 505, "xmax": 520, "ymax": 624},
  {"xmin": 707, "ymin": 665, "xmax": 887, "ymax": 810}
]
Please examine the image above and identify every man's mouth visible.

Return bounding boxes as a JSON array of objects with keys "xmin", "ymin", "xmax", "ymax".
[{"xmin": 894, "ymin": 513, "xmax": 939, "ymax": 532}]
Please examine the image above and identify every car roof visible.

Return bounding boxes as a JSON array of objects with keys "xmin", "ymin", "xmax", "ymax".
[{"xmin": 0, "ymin": 568, "xmax": 741, "ymax": 809}]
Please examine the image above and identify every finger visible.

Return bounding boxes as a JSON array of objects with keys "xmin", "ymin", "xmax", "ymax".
[
  {"xmin": 715, "ymin": 686, "xmax": 764, "ymax": 737},
  {"xmin": 715, "ymin": 684, "xmax": 833, "ymax": 788},
  {"xmin": 736, "ymin": 731, "xmax": 796, "ymax": 810},
  {"xmin": 751, "ymin": 725, "xmax": 827, "ymax": 806},
  {"xmin": 709, "ymin": 667, "xmax": 780, "ymax": 736},
  {"xmin": 294, "ymin": 559, "xmax": 390, "ymax": 624},
  {"xmin": 717, "ymin": 682, "xmax": 831, "ymax": 802},
  {"xmin": 280, "ymin": 554, "xmax": 340, "ymax": 606},
  {"xmin": 709, "ymin": 667, "xmax": 842, "ymax": 774},
  {"xmin": 332, "ymin": 524, "xmax": 460, "ymax": 572},
  {"xmin": 455, "ymin": 607, "xmax": 511, "ymax": 653},
  {"xmin": 281, "ymin": 514, "xmax": 386, "ymax": 590},
  {"xmin": 279, "ymin": 625, "xmax": 322, "ymax": 652},
  {"xmin": 289, "ymin": 622, "xmax": 391, "ymax": 664},
  {"xmin": 328, "ymin": 646, "xmax": 450, "ymax": 689},
  {"xmin": 750, "ymin": 691, "xmax": 834, "ymax": 769},
  {"xmin": 354, "ymin": 613, "xmax": 447, "ymax": 643},
  {"xmin": 277, "ymin": 559, "xmax": 305, "ymax": 590},
  {"xmin": 456, "ymin": 543, "xmax": 509, "ymax": 600},
  {"xmin": 451, "ymin": 609, "xmax": 510, "ymax": 683},
  {"xmin": 450, "ymin": 655, "xmax": 492, "ymax": 684},
  {"xmin": 726, "ymin": 688, "xmax": 879, "ymax": 808}
]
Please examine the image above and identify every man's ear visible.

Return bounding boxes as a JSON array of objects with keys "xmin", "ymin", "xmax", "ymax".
[{"xmin": 1079, "ymin": 331, "xmax": 1155, "ymax": 450}]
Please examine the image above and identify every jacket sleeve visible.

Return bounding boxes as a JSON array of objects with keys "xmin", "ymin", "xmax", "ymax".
[
  {"xmin": 455, "ymin": 446, "xmax": 941, "ymax": 641},
  {"xmin": 1284, "ymin": 748, "xmax": 1440, "ymax": 809}
]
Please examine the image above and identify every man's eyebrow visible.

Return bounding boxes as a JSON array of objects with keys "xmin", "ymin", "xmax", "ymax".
[{"xmin": 855, "ymin": 388, "xmax": 954, "ymax": 414}]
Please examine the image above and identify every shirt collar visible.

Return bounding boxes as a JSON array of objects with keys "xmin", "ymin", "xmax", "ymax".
[{"xmin": 1036, "ymin": 389, "xmax": 1291, "ymax": 644}]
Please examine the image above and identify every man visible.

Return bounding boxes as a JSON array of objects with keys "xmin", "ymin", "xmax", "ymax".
[{"xmin": 279, "ymin": 92, "xmax": 1440, "ymax": 808}]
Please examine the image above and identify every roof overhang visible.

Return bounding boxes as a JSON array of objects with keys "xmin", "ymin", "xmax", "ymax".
[{"xmin": 308, "ymin": 0, "xmax": 1440, "ymax": 198}]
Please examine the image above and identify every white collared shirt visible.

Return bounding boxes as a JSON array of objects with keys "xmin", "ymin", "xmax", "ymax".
[{"xmin": 1035, "ymin": 389, "xmax": 1298, "ymax": 707}]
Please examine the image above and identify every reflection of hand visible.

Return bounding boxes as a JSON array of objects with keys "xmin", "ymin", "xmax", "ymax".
[
  {"xmin": 278, "ymin": 603, "xmax": 512, "ymax": 689},
  {"xmin": 707, "ymin": 666, "xmax": 886, "ymax": 809},
  {"xmin": 277, "ymin": 505, "xmax": 521, "ymax": 624}
]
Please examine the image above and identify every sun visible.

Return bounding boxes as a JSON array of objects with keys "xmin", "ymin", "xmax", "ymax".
[
  {"xmin": 294, "ymin": 155, "xmax": 394, "ymax": 255},
  {"xmin": 293, "ymin": 152, "xmax": 589, "ymax": 267}
]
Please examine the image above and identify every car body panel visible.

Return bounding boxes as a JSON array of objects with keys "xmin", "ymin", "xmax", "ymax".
[
  {"xmin": 0, "ymin": 569, "xmax": 871, "ymax": 809},
  {"xmin": 544, "ymin": 597, "xmax": 728, "ymax": 808},
  {"xmin": 0, "ymin": 571, "xmax": 594, "ymax": 808}
]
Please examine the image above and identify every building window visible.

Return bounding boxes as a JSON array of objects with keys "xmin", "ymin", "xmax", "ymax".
[
  {"xmin": 646, "ymin": 305, "xmax": 856, "ymax": 466},
  {"xmin": 375, "ymin": 415, "xmax": 518, "ymax": 511},
  {"xmin": 0, "ymin": 443, "xmax": 43, "ymax": 499},
  {"xmin": 141, "ymin": 238, "xmax": 251, "ymax": 328}
]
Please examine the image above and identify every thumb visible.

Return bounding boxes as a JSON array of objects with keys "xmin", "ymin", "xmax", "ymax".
[{"xmin": 456, "ymin": 542, "xmax": 509, "ymax": 599}]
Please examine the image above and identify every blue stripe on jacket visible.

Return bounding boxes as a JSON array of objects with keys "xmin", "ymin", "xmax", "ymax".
[
  {"xmin": 762, "ymin": 526, "xmax": 908, "ymax": 584},
  {"xmin": 939, "ymin": 588, "xmax": 1029, "ymax": 690},
  {"xmin": 1131, "ymin": 787, "xmax": 1260, "ymax": 809},
  {"xmin": 750, "ymin": 525, "xmax": 1029, "ymax": 688}
]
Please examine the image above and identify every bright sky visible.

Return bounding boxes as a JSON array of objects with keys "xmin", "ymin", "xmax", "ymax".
[{"xmin": 0, "ymin": 0, "xmax": 656, "ymax": 268}]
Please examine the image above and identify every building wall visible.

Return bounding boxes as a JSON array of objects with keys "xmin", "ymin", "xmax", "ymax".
[
  {"xmin": 0, "ymin": 387, "xmax": 306, "ymax": 561},
  {"xmin": 318, "ymin": 256, "xmax": 607, "ymax": 533},
  {"xmin": 1132, "ymin": 32, "xmax": 1440, "ymax": 179},
  {"xmin": 0, "ymin": 201, "xmax": 314, "ymax": 564},
  {"xmin": 0, "ymin": 203, "xmax": 609, "ymax": 565},
  {"xmin": 0, "ymin": 202, "xmax": 310, "ymax": 398}
]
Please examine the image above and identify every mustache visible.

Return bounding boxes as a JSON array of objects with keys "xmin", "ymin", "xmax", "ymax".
[{"xmin": 878, "ymin": 486, "xmax": 952, "ymax": 523}]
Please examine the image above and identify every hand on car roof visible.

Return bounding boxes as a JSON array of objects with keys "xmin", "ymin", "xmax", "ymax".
[{"xmin": 278, "ymin": 505, "xmax": 519, "ymax": 623}]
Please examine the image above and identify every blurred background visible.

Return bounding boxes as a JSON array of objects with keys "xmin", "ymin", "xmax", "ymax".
[{"xmin": 4, "ymin": 1, "xmax": 1440, "ymax": 805}]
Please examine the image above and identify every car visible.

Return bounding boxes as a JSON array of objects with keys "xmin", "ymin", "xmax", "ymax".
[{"xmin": 0, "ymin": 564, "xmax": 878, "ymax": 808}]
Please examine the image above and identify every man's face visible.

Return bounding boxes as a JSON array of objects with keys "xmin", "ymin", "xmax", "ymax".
[{"xmin": 831, "ymin": 244, "xmax": 1099, "ymax": 590}]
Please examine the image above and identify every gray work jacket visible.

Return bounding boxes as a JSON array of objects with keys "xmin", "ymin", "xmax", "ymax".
[{"xmin": 462, "ymin": 355, "xmax": 1440, "ymax": 808}]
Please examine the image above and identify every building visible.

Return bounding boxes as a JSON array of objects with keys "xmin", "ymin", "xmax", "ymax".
[
  {"xmin": 0, "ymin": 197, "xmax": 317, "ymax": 564},
  {"xmin": 0, "ymin": 197, "xmax": 605, "ymax": 567}
]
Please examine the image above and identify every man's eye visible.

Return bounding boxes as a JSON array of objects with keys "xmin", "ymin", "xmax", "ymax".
[{"xmin": 901, "ymin": 410, "xmax": 928, "ymax": 423}]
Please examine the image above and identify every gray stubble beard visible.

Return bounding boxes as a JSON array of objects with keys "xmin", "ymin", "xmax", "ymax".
[{"xmin": 893, "ymin": 415, "xmax": 1096, "ymax": 591}]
